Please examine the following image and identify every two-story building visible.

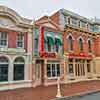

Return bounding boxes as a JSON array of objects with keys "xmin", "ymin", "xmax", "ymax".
[
  {"xmin": 0, "ymin": 6, "xmax": 33, "ymax": 90},
  {"xmin": 33, "ymin": 16, "xmax": 64, "ymax": 86}
]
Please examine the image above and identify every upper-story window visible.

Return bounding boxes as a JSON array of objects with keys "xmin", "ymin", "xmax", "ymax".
[
  {"xmin": 89, "ymin": 24, "xmax": 94, "ymax": 32},
  {"xmin": 0, "ymin": 32, "xmax": 7, "ymax": 47},
  {"xmin": 47, "ymin": 36, "xmax": 54, "ymax": 52},
  {"xmin": 68, "ymin": 35, "xmax": 73, "ymax": 51},
  {"xmin": 88, "ymin": 39, "xmax": 92, "ymax": 53},
  {"xmin": 55, "ymin": 36, "xmax": 62, "ymax": 53},
  {"xmin": 67, "ymin": 33, "xmax": 74, "ymax": 52},
  {"xmin": 70, "ymin": 18, "xmax": 78, "ymax": 27},
  {"xmin": 78, "ymin": 37, "xmax": 83, "ymax": 52},
  {"xmin": 17, "ymin": 33, "xmax": 24, "ymax": 48},
  {"xmin": 80, "ymin": 21, "xmax": 86, "ymax": 29},
  {"xmin": 93, "ymin": 25, "xmax": 99, "ymax": 32}
]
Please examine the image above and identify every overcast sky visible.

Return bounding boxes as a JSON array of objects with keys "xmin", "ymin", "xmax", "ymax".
[{"xmin": 0, "ymin": 0, "xmax": 100, "ymax": 20}]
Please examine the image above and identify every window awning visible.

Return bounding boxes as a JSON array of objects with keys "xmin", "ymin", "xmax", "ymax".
[
  {"xmin": 55, "ymin": 37, "xmax": 62, "ymax": 45},
  {"xmin": 47, "ymin": 36, "xmax": 54, "ymax": 45}
]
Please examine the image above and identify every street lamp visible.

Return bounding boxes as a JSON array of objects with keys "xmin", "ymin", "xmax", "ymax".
[{"xmin": 56, "ymin": 77, "xmax": 62, "ymax": 98}]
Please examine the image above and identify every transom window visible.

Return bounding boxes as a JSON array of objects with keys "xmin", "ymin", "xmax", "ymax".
[
  {"xmin": 47, "ymin": 64, "xmax": 60, "ymax": 78},
  {"xmin": 0, "ymin": 32, "xmax": 7, "ymax": 47},
  {"xmin": 17, "ymin": 33, "xmax": 24, "ymax": 48}
]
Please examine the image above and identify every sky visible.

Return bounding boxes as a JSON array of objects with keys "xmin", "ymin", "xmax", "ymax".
[{"xmin": 0, "ymin": 0, "xmax": 100, "ymax": 20}]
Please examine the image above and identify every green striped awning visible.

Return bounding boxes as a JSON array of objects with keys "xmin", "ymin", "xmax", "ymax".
[
  {"xmin": 55, "ymin": 38, "xmax": 62, "ymax": 45},
  {"xmin": 47, "ymin": 36, "xmax": 54, "ymax": 45}
]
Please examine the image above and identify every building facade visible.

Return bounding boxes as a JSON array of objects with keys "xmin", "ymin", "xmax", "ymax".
[
  {"xmin": 33, "ymin": 18, "xmax": 64, "ymax": 86},
  {"xmin": 50, "ymin": 9, "xmax": 100, "ymax": 82},
  {"xmin": 0, "ymin": 6, "xmax": 100, "ymax": 91},
  {"xmin": 0, "ymin": 6, "xmax": 33, "ymax": 90}
]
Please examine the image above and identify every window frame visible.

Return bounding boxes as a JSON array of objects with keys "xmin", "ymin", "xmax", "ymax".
[
  {"xmin": 47, "ymin": 63, "xmax": 60, "ymax": 79},
  {"xmin": 0, "ymin": 32, "xmax": 8, "ymax": 48},
  {"xmin": 16, "ymin": 33, "xmax": 24, "ymax": 48}
]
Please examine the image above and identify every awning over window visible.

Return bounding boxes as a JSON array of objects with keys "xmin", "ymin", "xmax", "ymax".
[
  {"xmin": 55, "ymin": 37, "xmax": 62, "ymax": 45},
  {"xmin": 47, "ymin": 36, "xmax": 54, "ymax": 45}
]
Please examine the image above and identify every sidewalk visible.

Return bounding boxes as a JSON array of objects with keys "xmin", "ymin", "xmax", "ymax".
[{"xmin": 0, "ymin": 80, "xmax": 100, "ymax": 100}]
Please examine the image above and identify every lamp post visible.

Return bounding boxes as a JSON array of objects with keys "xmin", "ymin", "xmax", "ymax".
[{"xmin": 56, "ymin": 77, "xmax": 62, "ymax": 98}]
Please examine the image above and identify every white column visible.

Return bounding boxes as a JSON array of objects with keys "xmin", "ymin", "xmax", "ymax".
[{"xmin": 8, "ymin": 60, "xmax": 13, "ymax": 82}]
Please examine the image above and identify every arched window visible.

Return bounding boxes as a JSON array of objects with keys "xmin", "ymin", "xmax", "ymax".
[
  {"xmin": 68, "ymin": 35, "xmax": 73, "ymax": 51},
  {"xmin": 88, "ymin": 39, "xmax": 92, "ymax": 52},
  {"xmin": 13, "ymin": 57, "xmax": 25, "ymax": 80},
  {"xmin": 0, "ymin": 57, "xmax": 9, "ymax": 82},
  {"xmin": 79, "ymin": 38, "xmax": 83, "ymax": 51}
]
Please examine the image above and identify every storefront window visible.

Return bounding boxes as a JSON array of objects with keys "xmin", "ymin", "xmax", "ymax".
[
  {"xmin": 47, "ymin": 64, "xmax": 60, "ymax": 78},
  {"xmin": 13, "ymin": 57, "xmax": 24, "ymax": 81},
  {"xmin": 0, "ymin": 57, "xmax": 8, "ymax": 82},
  {"xmin": 68, "ymin": 64, "xmax": 73, "ymax": 73}
]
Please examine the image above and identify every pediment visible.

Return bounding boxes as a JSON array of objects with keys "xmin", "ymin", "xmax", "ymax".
[{"xmin": 42, "ymin": 23, "xmax": 57, "ymax": 29}]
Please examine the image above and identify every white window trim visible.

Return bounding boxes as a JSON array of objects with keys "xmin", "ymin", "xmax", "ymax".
[
  {"xmin": 47, "ymin": 63, "xmax": 61, "ymax": 79},
  {"xmin": 77, "ymin": 36, "xmax": 84, "ymax": 43},
  {"xmin": 70, "ymin": 18, "xmax": 78, "ymax": 27},
  {"xmin": 16, "ymin": 33, "xmax": 24, "ymax": 49},
  {"xmin": 66, "ymin": 33, "xmax": 75, "ymax": 40},
  {"xmin": 0, "ymin": 32, "xmax": 8, "ymax": 48}
]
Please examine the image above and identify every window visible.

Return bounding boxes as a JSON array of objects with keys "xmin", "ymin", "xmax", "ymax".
[
  {"xmin": 68, "ymin": 59, "xmax": 73, "ymax": 74},
  {"xmin": 0, "ymin": 57, "xmax": 9, "ymax": 82},
  {"xmin": 0, "ymin": 32, "xmax": 7, "ymax": 47},
  {"xmin": 13, "ymin": 57, "xmax": 24, "ymax": 80},
  {"xmin": 70, "ymin": 18, "xmax": 78, "ymax": 27},
  {"xmin": 68, "ymin": 64, "xmax": 73, "ymax": 73},
  {"xmin": 80, "ymin": 21, "xmax": 86, "ymax": 29},
  {"xmin": 17, "ymin": 33, "xmax": 24, "ymax": 48},
  {"xmin": 68, "ymin": 35, "xmax": 73, "ymax": 51},
  {"xmin": 34, "ymin": 38, "xmax": 38, "ymax": 51},
  {"xmin": 89, "ymin": 24, "xmax": 94, "ymax": 32},
  {"xmin": 79, "ymin": 38, "xmax": 83, "ymax": 51},
  {"xmin": 87, "ymin": 60, "xmax": 91, "ymax": 73},
  {"xmin": 47, "ymin": 64, "xmax": 60, "ymax": 78},
  {"xmin": 47, "ymin": 37, "xmax": 54, "ymax": 52},
  {"xmin": 88, "ymin": 39, "xmax": 92, "ymax": 53}
]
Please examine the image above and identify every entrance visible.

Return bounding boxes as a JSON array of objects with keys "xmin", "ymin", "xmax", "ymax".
[{"xmin": 35, "ymin": 60, "xmax": 44, "ymax": 85}]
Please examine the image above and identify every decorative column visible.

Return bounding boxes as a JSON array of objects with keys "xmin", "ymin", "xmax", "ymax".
[
  {"xmin": 44, "ymin": 59, "xmax": 47, "ymax": 85},
  {"xmin": 84, "ymin": 60, "xmax": 87, "ymax": 78},
  {"xmin": 8, "ymin": 60, "xmax": 13, "ymax": 82},
  {"xmin": 73, "ymin": 59, "xmax": 76, "ymax": 79},
  {"xmin": 63, "ymin": 55, "xmax": 67, "ymax": 82},
  {"xmin": 90, "ymin": 60, "xmax": 94, "ymax": 78}
]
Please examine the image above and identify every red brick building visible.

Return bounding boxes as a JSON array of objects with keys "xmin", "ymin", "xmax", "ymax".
[{"xmin": 0, "ymin": 6, "xmax": 33, "ymax": 90}]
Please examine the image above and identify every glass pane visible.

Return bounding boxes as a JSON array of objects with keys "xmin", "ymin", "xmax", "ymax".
[
  {"xmin": 52, "ymin": 64, "xmax": 56, "ymax": 77},
  {"xmin": 14, "ymin": 64, "xmax": 24, "ymax": 80},
  {"xmin": 0, "ymin": 64, "xmax": 8, "ymax": 82},
  {"xmin": 57, "ymin": 64, "xmax": 60, "ymax": 76},
  {"xmin": 68, "ymin": 64, "xmax": 73, "ymax": 73},
  {"xmin": 47, "ymin": 64, "xmax": 51, "ymax": 77}
]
